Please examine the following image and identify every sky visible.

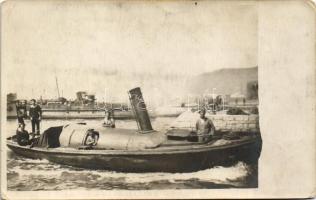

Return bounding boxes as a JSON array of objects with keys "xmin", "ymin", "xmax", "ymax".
[{"xmin": 2, "ymin": 0, "xmax": 257, "ymax": 104}]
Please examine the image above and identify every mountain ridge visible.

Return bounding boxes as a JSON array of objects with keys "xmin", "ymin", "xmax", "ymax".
[{"xmin": 187, "ymin": 66, "xmax": 258, "ymax": 96}]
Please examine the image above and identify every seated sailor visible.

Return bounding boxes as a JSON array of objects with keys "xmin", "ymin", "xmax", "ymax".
[
  {"xmin": 195, "ymin": 108, "xmax": 215, "ymax": 143},
  {"xmin": 16, "ymin": 123, "xmax": 30, "ymax": 146},
  {"xmin": 103, "ymin": 110, "xmax": 115, "ymax": 128},
  {"xmin": 85, "ymin": 130, "xmax": 99, "ymax": 147}
]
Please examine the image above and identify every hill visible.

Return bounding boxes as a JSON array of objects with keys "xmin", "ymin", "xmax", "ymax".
[{"xmin": 187, "ymin": 67, "xmax": 258, "ymax": 96}]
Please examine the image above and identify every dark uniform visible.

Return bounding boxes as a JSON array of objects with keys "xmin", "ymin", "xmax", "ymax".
[
  {"xmin": 29, "ymin": 104, "xmax": 42, "ymax": 134},
  {"xmin": 16, "ymin": 102, "xmax": 27, "ymax": 125},
  {"xmin": 16, "ymin": 127, "xmax": 30, "ymax": 146}
]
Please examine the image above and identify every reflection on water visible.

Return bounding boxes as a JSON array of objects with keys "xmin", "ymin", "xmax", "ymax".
[{"xmin": 6, "ymin": 118, "xmax": 258, "ymax": 191}]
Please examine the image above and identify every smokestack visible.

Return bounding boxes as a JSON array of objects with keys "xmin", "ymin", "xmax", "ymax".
[{"xmin": 128, "ymin": 87, "xmax": 153, "ymax": 133}]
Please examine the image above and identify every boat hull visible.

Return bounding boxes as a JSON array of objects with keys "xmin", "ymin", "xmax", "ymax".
[{"xmin": 7, "ymin": 136, "xmax": 261, "ymax": 173}]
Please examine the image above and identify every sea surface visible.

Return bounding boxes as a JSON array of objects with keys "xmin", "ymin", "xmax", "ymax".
[{"xmin": 6, "ymin": 118, "xmax": 258, "ymax": 191}]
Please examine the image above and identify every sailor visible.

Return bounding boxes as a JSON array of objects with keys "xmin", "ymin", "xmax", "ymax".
[
  {"xmin": 29, "ymin": 99, "xmax": 42, "ymax": 136},
  {"xmin": 16, "ymin": 100, "xmax": 27, "ymax": 126},
  {"xmin": 16, "ymin": 123, "xmax": 30, "ymax": 146},
  {"xmin": 104, "ymin": 109, "xmax": 115, "ymax": 128},
  {"xmin": 196, "ymin": 108, "xmax": 215, "ymax": 143},
  {"xmin": 85, "ymin": 130, "xmax": 99, "ymax": 147}
]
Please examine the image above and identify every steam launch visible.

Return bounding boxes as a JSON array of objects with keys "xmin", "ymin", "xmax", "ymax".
[{"xmin": 7, "ymin": 87, "xmax": 261, "ymax": 173}]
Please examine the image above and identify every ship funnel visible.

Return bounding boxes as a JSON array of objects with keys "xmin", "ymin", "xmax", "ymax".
[{"xmin": 128, "ymin": 87, "xmax": 153, "ymax": 133}]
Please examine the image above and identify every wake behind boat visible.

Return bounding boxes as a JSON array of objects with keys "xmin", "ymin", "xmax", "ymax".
[{"xmin": 7, "ymin": 87, "xmax": 262, "ymax": 173}]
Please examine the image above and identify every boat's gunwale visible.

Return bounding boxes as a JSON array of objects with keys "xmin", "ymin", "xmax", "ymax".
[{"xmin": 6, "ymin": 136, "xmax": 259, "ymax": 156}]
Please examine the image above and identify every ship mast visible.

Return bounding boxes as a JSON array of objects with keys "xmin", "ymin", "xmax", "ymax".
[{"xmin": 55, "ymin": 76, "xmax": 60, "ymax": 98}]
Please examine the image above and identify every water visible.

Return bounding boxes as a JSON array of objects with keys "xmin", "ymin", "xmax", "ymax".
[{"xmin": 6, "ymin": 118, "xmax": 258, "ymax": 191}]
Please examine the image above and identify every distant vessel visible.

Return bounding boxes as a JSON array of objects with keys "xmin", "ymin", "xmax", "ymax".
[
  {"xmin": 7, "ymin": 92, "xmax": 185, "ymax": 120},
  {"xmin": 7, "ymin": 93, "xmax": 18, "ymax": 119},
  {"xmin": 7, "ymin": 92, "xmax": 134, "ymax": 119},
  {"xmin": 39, "ymin": 91, "xmax": 133, "ymax": 119}
]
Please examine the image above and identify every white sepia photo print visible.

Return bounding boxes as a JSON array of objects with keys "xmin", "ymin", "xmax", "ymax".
[{"xmin": 1, "ymin": 0, "xmax": 315, "ymax": 199}]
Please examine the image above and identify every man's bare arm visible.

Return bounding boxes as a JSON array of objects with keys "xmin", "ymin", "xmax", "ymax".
[{"xmin": 209, "ymin": 120, "xmax": 215, "ymax": 135}]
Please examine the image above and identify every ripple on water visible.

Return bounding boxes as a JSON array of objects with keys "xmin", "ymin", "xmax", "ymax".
[{"xmin": 7, "ymin": 159, "xmax": 255, "ymax": 190}]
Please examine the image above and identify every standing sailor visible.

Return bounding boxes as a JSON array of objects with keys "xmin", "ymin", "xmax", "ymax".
[
  {"xmin": 196, "ymin": 108, "xmax": 215, "ymax": 143},
  {"xmin": 16, "ymin": 100, "xmax": 27, "ymax": 126},
  {"xmin": 29, "ymin": 99, "xmax": 42, "ymax": 136}
]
